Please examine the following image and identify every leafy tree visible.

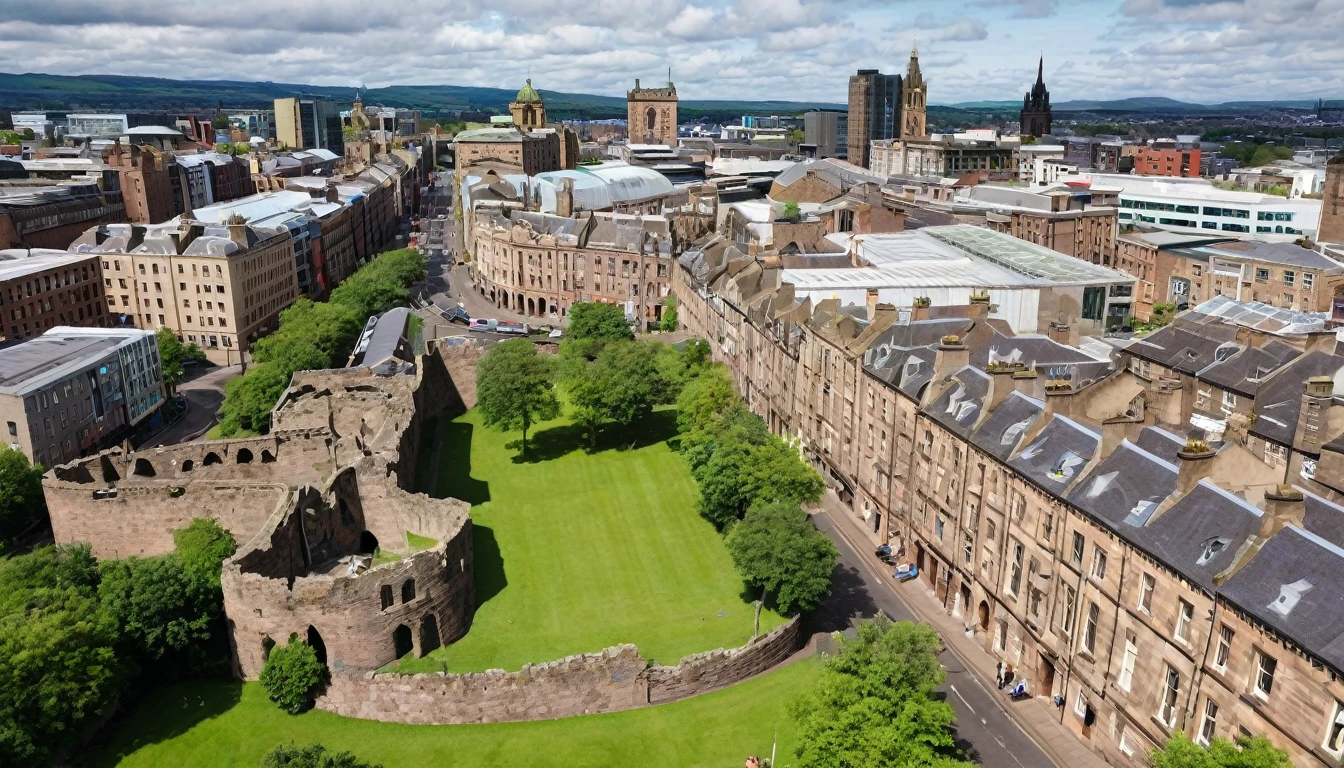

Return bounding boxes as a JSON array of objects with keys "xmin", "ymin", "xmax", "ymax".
[
  {"xmin": 99, "ymin": 555, "xmax": 208, "ymax": 662},
  {"xmin": 0, "ymin": 545, "xmax": 127, "ymax": 762},
  {"xmin": 211, "ymin": 114, "xmax": 231, "ymax": 129},
  {"xmin": 1149, "ymin": 731, "xmax": 1291, "ymax": 768},
  {"xmin": 659, "ymin": 295, "xmax": 679, "ymax": 332},
  {"xmin": 690, "ymin": 412, "xmax": 822, "ymax": 529},
  {"xmin": 252, "ymin": 299, "xmax": 362, "ymax": 366},
  {"xmin": 217, "ymin": 360, "xmax": 298, "ymax": 435},
  {"xmin": 476, "ymin": 339, "xmax": 560, "ymax": 457},
  {"xmin": 726, "ymin": 501, "xmax": 836, "ymax": 615},
  {"xmin": 156, "ymin": 327, "xmax": 207, "ymax": 390},
  {"xmin": 782, "ymin": 201, "xmax": 801, "ymax": 222},
  {"xmin": 675, "ymin": 365, "xmax": 740, "ymax": 455},
  {"xmin": 789, "ymin": 618, "xmax": 972, "ymax": 768},
  {"xmin": 566, "ymin": 341, "xmax": 679, "ymax": 449},
  {"xmin": 260, "ymin": 634, "xmax": 328, "ymax": 714},
  {"xmin": 263, "ymin": 741, "xmax": 384, "ymax": 768},
  {"xmin": 0, "ymin": 446, "xmax": 47, "ymax": 552},
  {"xmin": 566, "ymin": 302, "xmax": 634, "ymax": 344}
]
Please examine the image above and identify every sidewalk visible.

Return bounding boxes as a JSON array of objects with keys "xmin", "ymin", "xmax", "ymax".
[{"xmin": 818, "ymin": 500, "xmax": 1111, "ymax": 768}]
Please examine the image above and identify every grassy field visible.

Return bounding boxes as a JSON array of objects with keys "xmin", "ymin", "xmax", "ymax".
[
  {"xmin": 94, "ymin": 657, "xmax": 818, "ymax": 767},
  {"xmin": 397, "ymin": 407, "xmax": 784, "ymax": 673}
]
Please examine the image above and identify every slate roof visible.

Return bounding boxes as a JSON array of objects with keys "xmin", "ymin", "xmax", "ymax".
[
  {"xmin": 925, "ymin": 366, "xmax": 991, "ymax": 437},
  {"xmin": 861, "ymin": 318, "xmax": 969, "ymax": 400},
  {"xmin": 1303, "ymin": 492, "xmax": 1344, "ymax": 549},
  {"xmin": 1134, "ymin": 425, "xmax": 1187, "ymax": 465},
  {"xmin": 1128, "ymin": 480, "xmax": 1262, "ymax": 593},
  {"xmin": 1066, "ymin": 439, "xmax": 1179, "ymax": 531},
  {"xmin": 1220, "ymin": 526, "xmax": 1344, "ymax": 674},
  {"xmin": 969, "ymin": 392, "xmax": 1044, "ymax": 461},
  {"xmin": 1251, "ymin": 350, "xmax": 1344, "ymax": 447},
  {"xmin": 1197, "ymin": 340, "xmax": 1301, "ymax": 398},
  {"xmin": 1008, "ymin": 415, "xmax": 1100, "ymax": 495},
  {"xmin": 1127, "ymin": 322, "xmax": 1239, "ymax": 375}
]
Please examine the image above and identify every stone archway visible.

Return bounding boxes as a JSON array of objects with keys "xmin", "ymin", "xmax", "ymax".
[
  {"xmin": 133, "ymin": 457, "xmax": 156, "ymax": 477},
  {"xmin": 203, "ymin": 452, "xmax": 222, "ymax": 466},
  {"xmin": 393, "ymin": 624, "xmax": 413, "ymax": 659},
  {"xmin": 181, "ymin": 459, "xmax": 194, "ymax": 472},
  {"xmin": 307, "ymin": 625, "xmax": 328, "ymax": 666},
  {"xmin": 978, "ymin": 600, "xmax": 991, "ymax": 632},
  {"xmin": 527, "ymin": 297, "xmax": 535, "ymax": 316},
  {"xmin": 360, "ymin": 531, "xmax": 379, "ymax": 554},
  {"xmin": 401, "ymin": 578, "xmax": 416, "ymax": 603},
  {"xmin": 420, "ymin": 614, "xmax": 441, "ymax": 654},
  {"xmin": 236, "ymin": 448, "xmax": 254, "ymax": 464}
]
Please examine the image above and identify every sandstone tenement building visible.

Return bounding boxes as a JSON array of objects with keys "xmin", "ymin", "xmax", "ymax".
[{"xmin": 673, "ymin": 231, "xmax": 1344, "ymax": 767}]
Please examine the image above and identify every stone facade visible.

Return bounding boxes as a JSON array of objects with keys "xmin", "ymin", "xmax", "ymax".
[
  {"xmin": 1322, "ymin": 158, "xmax": 1344, "ymax": 246},
  {"xmin": 315, "ymin": 616, "xmax": 801, "ymax": 724},
  {"xmin": 0, "ymin": 249, "xmax": 109, "ymax": 342},
  {"xmin": 626, "ymin": 76, "xmax": 678, "ymax": 148},
  {"xmin": 673, "ymin": 232, "xmax": 1344, "ymax": 767}
]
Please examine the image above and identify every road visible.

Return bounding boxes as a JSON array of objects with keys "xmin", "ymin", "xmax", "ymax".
[
  {"xmin": 146, "ymin": 364, "xmax": 239, "ymax": 446},
  {"xmin": 809, "ymin": 512, "xmax": 1053, "ymax": 768}
]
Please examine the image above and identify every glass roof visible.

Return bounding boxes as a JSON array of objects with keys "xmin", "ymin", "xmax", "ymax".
[{"xmin": 923, "ymin": 225, "xmax": 1127, "ymax": 284}]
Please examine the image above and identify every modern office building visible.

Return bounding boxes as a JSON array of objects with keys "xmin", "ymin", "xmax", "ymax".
[
  {"xmin": 847, "ymin": 69, "xmax": 901, "ymax": 169},
  {"xmin": 0, "ymin": 326, "xmax": 164, "ymax": 467},
  {"xmin": 1089, "ymin": 174, "xmax": 1322, "ymax": 242},
  {"xmin": 65, "ymin": 114, "xmax": 130, "ymax": 139},
  {"xmin": 274, "ymin": 98, "xmax": 345, "ymax": 156},
  {"xmin": 803, "ymin": 110, "xmax": 848, "ymax": 159}
]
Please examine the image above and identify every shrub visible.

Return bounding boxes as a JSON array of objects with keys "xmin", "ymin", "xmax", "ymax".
[
  {"xmin": 259, "ymin": 634, "xmax": 328, "ymax": 714},
  {"xmin": 262, "ymin": 741, "xmax": 383, "ymax": 768}
]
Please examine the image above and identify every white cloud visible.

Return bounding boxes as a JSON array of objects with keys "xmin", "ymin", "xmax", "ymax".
[{"xmin": 0, "ymin": 0, "xmax": 1340, "ymax": 104}]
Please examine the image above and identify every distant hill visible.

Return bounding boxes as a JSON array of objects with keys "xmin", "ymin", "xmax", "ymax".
[
  {"xmin": 0, "ymin": 72, "xmax": 843, "ymax": 121},
  {"xmin": 943, "ymin": 96, "xmax": 1326, "ymax": 112}
]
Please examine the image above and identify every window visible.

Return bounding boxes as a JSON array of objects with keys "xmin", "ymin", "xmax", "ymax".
[
  {"xmin": 1009, "ymin": 542, "xmax": 1024, "ymax": 596},
  {"xmin": 1255, "ymin": 268, "xmax": 1270, "ymax": 282},
  {"xmin": 1222, "ymin": 390, "xmax": 1236, "ymax": 410},
  {"xmin": 1198, "ymin": 697, "xmax": 1219, "ymax": 746},
  {"xmin": 1119, "ymin": 637, "xmax": 1137, "ymax": 692},
  {"xmin": 1059, "ymin": 584, "xmax": 1076, "ymax": 635},
  {"xmin": 1091, "ymin": 546, "xmax": 1108, "ymax": 581},
  {"xmin": 963, "ymin": 533, "xmax": 973, "ymax": 565},
  {"xmin": 1175, "ymin": 600, "xmax": 1193, "ymax": 643},
  {"xmin": 935, "ymin": 516, "xmax": 944, "ymax": 540},
  {"xmin": 1119, "ymin": 728, "xmax": 1136, "ymax": 757},
  {"xmin": 1138, "ymin": 572, "xmax": 1155, "ymax": 613},
  {"xmin": 1071, "ymin": 532, "xmax": 1084, "ymax": 565},
  {"xmin": 1158, "ymin": 666, "xmax": 1180, "ymax": 727},
  {"xmin": 1283, "ymin": 270, "xmax": 1295, "ymax": 287},
  {"xmin": 1082, "ymin": 286, "xmax": 1105, "ymax": 321},
  {"xmin": 1324, "ymin": 700, "xmax": 1344, "ymax": 758},
  {"xmin": 1074, "ymin": 689, "xmax": 1088, "ymax": 718},
  {"xmin": 1080, "ymin": 602, "xmax": 1099, "ymax": 655},
  {"xmin": 1283, "ymin": 293, "xmax": 1294, "ymax": 307},
  {"xmin": 1253, "ymin": 650, "xmax": 1276, "ymax": 698},
  {"xmin": 1212, "ymin": 625, "xmax": 1233, "ymax": 671},
  {"xmin": 5, "ymin": 421, "xmax": 14, "ymax": 437},
  {"xmin": 1304, "ymin": 273, "xmax": 1315, "ymax": 290}
]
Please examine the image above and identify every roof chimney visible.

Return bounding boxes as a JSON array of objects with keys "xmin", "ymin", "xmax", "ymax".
[
  {"xmin": 911, "ymin": 296, "xmax": 931, "ymax": 321},
  {"xmin": 967, "ymin": 290, "xmax": 991, "ymax": 323},
  {"xmin": 1048, "ymin": 321, "xmax": 1074, "ymax": 347},
  {"xmin": 1259, "ymin": 485, "xmax": 1306, "ymax": 541},
  {"xmin": 1175, "ymin": 437, "xmax": 1218, "ymax": 496},
  {"xmin": 1293, "ymin": 376, "xmax": 1334, "ymax": 454}
]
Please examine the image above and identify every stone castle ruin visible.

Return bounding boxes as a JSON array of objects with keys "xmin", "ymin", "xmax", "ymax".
[{"xmin": 43, "ymin": 337, "xmax": 803, "ymax": 723}]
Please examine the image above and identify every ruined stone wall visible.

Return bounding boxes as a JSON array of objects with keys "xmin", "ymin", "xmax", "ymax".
[
  {"xmin": 646, "ymin": 616, "xmax": 802, "ymax": 703},
  {"xmin": 46, "ymin": 481, "xmax": 291, "ymax": 559},
  {"xmin": 313, "ymin": 616, "xmax": 801, "ymax": 724},
  {"xmin": 423, "ymin": 340, "xmax": 485, "ymax": 414}
]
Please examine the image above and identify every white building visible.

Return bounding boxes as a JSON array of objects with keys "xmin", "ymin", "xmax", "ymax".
[
  {"xmin": 1084, "ymin": 173, "xmax": 1322, "ymax": 242},
  {"xmin": 1017, "ymin": 144, "xmax": 1065, "ymax": 183},
  {"xmin": 65, "ymin": 114, "xmax": 130, "ymax": 138},
  {"xmin": 779, "ymin": 224, "xmax": 1135, "ymax": 334}
]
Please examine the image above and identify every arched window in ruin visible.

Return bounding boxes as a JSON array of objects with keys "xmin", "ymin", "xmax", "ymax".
[
  {"xmin": 236, "ymin": 448, "xmax": 254, "ymax": 464},
  {"xmin": 306, "ymin": 625, "xmax": 328, "ymax": 666},
  {"xmin": 132, "ymin": 458, "xmax": 156, "ymax": 477},
  {"xmin": 262, "ymin": 635, "xmax": 276, "ymax": 661},
  {"xmin": 380, "ymin": 584, "xmax": 394, "ymax": 611},
  {"xmin": 646, "ymin": 107, "xmax": 656, "ymax": 132},
  {"xmin": 180, "ymin": 459, "xmax": 194, "ymax": 472},
  {"xmin": 393, "ymin": 624, "xmax": 413, "ymax": 659},
  {"xmin": 360, "ymin": 531, "xmax": 378, "ymax": 554},
  {"xmin": 203, "ymin": 452, "xmax": 222, "ymax": 466},
  {"xmin": 261, "ymin": 449, "xmax": 276, "ymax": 463},
  {"xmin": 420, "ymin": 614, "xmax": 441, "ymax": 655},
  {"xmin": 401, "ymin": 578, "xmax": 416, "ymax": 603}
]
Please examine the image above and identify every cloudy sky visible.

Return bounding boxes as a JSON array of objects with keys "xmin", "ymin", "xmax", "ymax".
[{"xmin": 0, "ymin": 0, "xmax": 1340, "ymax": 104}]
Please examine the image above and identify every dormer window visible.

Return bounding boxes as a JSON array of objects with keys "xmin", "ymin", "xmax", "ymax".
[
  {"xmin": 1049, "ymin": 452, "xmax": 1083, "ymax": 481},
  {"xmin": 1268, "ymin": 578, "xmax": 1313, "ymax": 617}
]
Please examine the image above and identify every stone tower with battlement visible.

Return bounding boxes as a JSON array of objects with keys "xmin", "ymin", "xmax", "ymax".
[{"xmin": 627, "ymin": 72, "xmax": 678, "ymax": 148}]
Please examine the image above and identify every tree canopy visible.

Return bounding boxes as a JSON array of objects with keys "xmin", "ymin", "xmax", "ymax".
[
  {"xmin": 259, "ymin": 634, "xmax": 328, "ymax": 715},
  {"xmin": 217, "ymin": 248, "xmax": 425, "ymax": 436},
  {"xmin": 156, "ymin": 327, "xmax": 207, "ymax": 389},
  {"xmin": 564, "ymin": 340, "xmax": 685, "ymax": 449},
  {"xmin": 1149, "ymin": 731, "xmax": 1291, "ymax": 768},
  {"xmin": 726, "ymin": 501, "xmax": 837, "ymax": 615},
  {"xmin": 566, "ymin": 302, "xmax": 633, "ymax": 346},
  {"xmin": 0, "ymin": 446, "xmax": 47, "ymax": 553},
  {"xmin": 476, "ymin": 339, "xmax": 561, "ymax": 457},
  {"xmin": 790, "ymin": 618, "xmax": 972, "ymax": 768},
  {"xmin": 659, "ymin": 295, "xmax": 679, "ymax": 332}
]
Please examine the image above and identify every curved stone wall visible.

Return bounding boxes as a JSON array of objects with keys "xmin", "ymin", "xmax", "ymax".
[{"xmin": 314, "ymin": 616, "xmax": 802, "ymax": 724}]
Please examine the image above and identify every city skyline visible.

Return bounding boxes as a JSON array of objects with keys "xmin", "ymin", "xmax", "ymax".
[{"xmin": 1, "ymin": 0, "xmax": 1340, "ymax": 105}]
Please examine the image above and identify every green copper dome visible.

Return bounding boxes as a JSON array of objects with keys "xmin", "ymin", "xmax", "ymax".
[{"xmin": 515, "ymin": 79, "xmax": 542, "ymax": 104}]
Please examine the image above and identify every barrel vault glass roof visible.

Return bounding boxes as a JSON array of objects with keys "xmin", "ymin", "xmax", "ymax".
[{"xmin": 922, "ymin": 225, "xmax": 1127, "ymax": 284}]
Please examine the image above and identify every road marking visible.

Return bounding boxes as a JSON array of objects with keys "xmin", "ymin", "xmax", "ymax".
[{"xmin": 950, "ymin": 684, "xmax": 976, "ymax": 715}]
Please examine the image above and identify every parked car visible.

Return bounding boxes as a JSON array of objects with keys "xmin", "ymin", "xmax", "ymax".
[
  {"xmin": 496, "ymin": 321, "xmax": 530, "ymax": 336},
  {"xmin": 468, "ymin": 318, "xmax": 498, "ymax": 332},
  {"xmin": 442, "ymin": 306, "xmax": 471, "ymax": 325}
]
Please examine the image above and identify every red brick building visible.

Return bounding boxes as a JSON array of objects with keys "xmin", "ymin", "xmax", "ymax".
[{"xmin": 1132, "ymin": 147, "xmax": 1201, "ymax": 178}]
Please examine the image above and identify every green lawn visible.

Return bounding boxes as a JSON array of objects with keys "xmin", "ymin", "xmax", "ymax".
[
  {"xmin": 395, "ymin": 407, "xmax": 784, "ymax": 673},
  {"xmin": 94, "ymin": 658, "xmax": 819, "ymax": 767}
]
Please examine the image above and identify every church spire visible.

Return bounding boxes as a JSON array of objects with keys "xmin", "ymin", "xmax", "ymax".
[{"xmin": 1036, "ymin": 55, "xmax": 1044, "ymax": 86}]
